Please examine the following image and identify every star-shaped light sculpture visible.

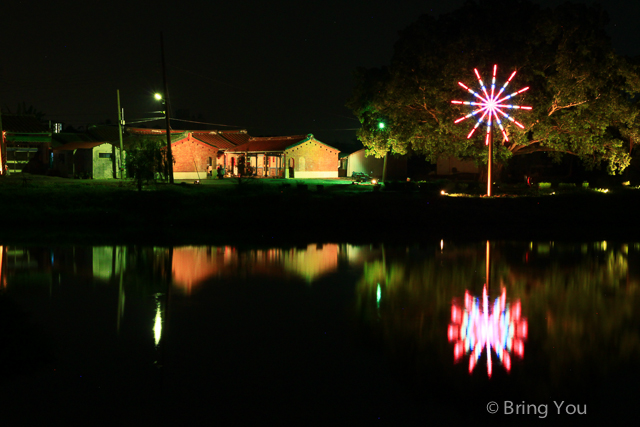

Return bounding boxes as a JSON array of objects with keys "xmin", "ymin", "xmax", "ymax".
[
  {"xmin": 452, "ymin": 65, "xmax": 532, "ymax": 145},
  {"xmin": 448, "ymin": 286, "xmax": 528, "ymax": 378},
  {"xmin": 451, "ymin": 65, "xmax": 532, "ymax": 196}
]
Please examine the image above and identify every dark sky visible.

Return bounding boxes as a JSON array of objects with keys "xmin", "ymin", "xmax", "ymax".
[{"xmin": 1, "ymin": 0, "xmax": 638, "ymax": 145}]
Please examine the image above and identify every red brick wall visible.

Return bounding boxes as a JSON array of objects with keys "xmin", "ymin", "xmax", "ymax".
[
  {"xmin": 171, "ymin": 135, "xmax": 217, "ymax": 173},
  {"xmin": 285, "ymin": 138, "xmax": 339, "ymax": 172}
]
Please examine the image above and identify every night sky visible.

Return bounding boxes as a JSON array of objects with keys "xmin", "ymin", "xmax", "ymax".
[{"xmin": 2, "ymin": 0, "xmax": 638, "ymax": 147}]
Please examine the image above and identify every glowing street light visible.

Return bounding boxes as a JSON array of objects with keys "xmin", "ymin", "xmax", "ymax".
[
  {"xmin": 377, "ymin": 121, "xmax": 389, "ymax": 181},
  {"xmin": 452, "ymin": 65, "xmax": 532, "ymax": 196},
  {"xmin": 153, "ymin": 92, "xmax": 174, "ymax": 182}
]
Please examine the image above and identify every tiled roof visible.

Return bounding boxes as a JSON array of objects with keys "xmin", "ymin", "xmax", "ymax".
[
  {"xmin": 51, "ymin": 132, "xmax": 93, "ymax": 148},
  {"xmin": 53, "ymin": 141, "xmax": 109, "ymax": 151},
  {"xmin": 52, "ymin": 133, "xmax": 93, "ymax": 143},
  {"xmin": 122, "ymin": 131, "xmax": 188, "ymax": 149},
  {"xmin": 125, "ymin": 127, "xmax": 185, "ymax": 135},
  {"xmin": 2, "ymin": 115, "xmax": 50, "ymax": 133},
  {"xmin": 191, "ymin": 132, "xmax": 239, "ymax": 150},
  {"xmin": 228, "ymin": 135, "xmax": 308, "ymax": 153},
  {"xmin": 87, "ymin": 125, "xmax": 121, "ymax": 142},
  {"xmin": 218, "ymin": 130, "xmax": 251, "ymax": 146}
]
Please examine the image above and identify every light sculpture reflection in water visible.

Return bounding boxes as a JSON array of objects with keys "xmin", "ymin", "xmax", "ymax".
[{"xmin": 448, "ymin": 286, "xmax": 528, "ymax": 377}]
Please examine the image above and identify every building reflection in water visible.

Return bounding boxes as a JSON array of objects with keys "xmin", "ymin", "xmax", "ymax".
[
  {"xmin": 448, "ymin": 286, "xmax": 528, "ymax": 377},
  {"xmin": 2, "ymin": 240, "xmax": 639, "ymax": 391},
  {"xmin": 172, "ymin": 246, "xmax": 223, "ymax": 294},
  {"xmin": 170, "ymin": 244, "xmax": 344, "ymax": 293}
]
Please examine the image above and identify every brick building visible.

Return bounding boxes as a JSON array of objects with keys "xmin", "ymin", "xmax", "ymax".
[
  {"xmin": 170, "ymin": 133, "xmax": 219, "ymax": 179},
  {"xmin": 191, "ymin": 130, "xmax": 250, "ymax": 175},
  {"xmin": 125, "ymin": 128, "xmax": 248, "ymax": 179},
  {"xmin": 226, "ymin": 134, "xmax": 340, "ymax": 178}
]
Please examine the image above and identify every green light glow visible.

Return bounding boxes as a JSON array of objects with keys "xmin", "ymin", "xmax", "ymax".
[
  {"xmin": 378, "ymin": 122, "xmax": 385, "ymax": 129},
  {"xmin": 377, "ymin": 283, "xmax": 381, "ymax": 306},
  {"xmin": 154, "ymin": 93, "xmax": 162, "ymax": 101}
]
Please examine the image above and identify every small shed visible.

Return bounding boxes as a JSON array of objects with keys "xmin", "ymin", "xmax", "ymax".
[
  {"xmin": 344, "ymin": 148, "xmax": 408, "ymax": 180},
  {"xmin": 52, "ymin": 141, "xmax": 123, "ymax": 179}
]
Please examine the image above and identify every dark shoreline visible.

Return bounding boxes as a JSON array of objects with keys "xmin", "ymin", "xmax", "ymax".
[{"xmin": 3, "ymin": 183, "xmax": 640, "ymax": 245}]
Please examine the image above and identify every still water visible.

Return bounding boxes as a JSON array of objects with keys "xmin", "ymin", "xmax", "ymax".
[{"xmin": 1, "ymin": 242, "xmax": 639, "ymax": 424}]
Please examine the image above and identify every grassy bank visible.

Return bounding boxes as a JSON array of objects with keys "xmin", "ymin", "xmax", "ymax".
[{"xmin": 2, "ymin": 174, "xmax": 640, "ymax": 244}]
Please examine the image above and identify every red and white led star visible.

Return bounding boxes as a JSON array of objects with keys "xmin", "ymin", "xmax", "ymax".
[{"xmin": 452, "ymin": 65, "xmax": 532, "ymax": 145}]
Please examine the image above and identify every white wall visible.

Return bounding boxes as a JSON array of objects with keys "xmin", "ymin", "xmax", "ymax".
[{"xmin": 294, "ymin": 171, "xmax": 338, "ymax": 178}]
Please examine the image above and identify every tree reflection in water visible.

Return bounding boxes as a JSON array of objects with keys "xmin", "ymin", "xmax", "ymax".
[
  {"xmin": 2, "ymin": 241, "xmax": 640, "ymax": 406},
  {"xmin": 355, "ymin": 241, "xmax": 640, "ymax": 397}
]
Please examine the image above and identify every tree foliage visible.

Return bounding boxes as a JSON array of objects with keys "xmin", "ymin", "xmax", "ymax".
[
  {"xmin": 347, "ymin": 0, "xmax": 640, "ymax": 173},
  {"xmin": 126, "ymin": 137, "xmax": 169, "ymax": 190},
  {"xmin": 3, "ymin": 102, "xmax": 47, "ymax": 120}
]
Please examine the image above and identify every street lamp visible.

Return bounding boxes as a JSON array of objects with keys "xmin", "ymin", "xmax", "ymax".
[
  {"xmin": 154, "ymin": 92, "xmax": 174, "ymax": 183},
  {"xmin": 376, "ymin": 120, "xmax": 389, "ymax": 182}
]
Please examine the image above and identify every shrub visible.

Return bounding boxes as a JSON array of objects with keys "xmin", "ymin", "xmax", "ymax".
[{"xmin": 126, "ymin": 137, "xmax": 169, "ymax": 191}]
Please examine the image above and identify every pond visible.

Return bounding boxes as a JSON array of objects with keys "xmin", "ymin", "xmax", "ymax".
[{"xmin": 1, "ymin": 242, "xmax": 638, "ymax": 424}]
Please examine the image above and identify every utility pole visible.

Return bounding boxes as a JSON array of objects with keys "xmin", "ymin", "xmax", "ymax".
[
  {"xmin": 0, "ymin": 110, "xmax": 4, "ymax": 176},
  {"xmin": 382, "ymin": 152, "xmax": 388, "ymax": 182},
  {"xmin": 117, "ymin": 90, "xmax": 125, "ymax": 179},
  {"xmin": 160, "ymin": 32, "xmax": 174, "ymax": 184}
]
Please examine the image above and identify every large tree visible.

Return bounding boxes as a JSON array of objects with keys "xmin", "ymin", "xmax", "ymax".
[{"xmin": 347, "ymin": 0, "xmax": 640, "ymax": 174}]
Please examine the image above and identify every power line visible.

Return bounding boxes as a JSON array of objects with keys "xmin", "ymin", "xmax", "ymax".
[
  {"xmin": 169, "ymin": 64, "xmax": 252, "ymax": 93},
  {"xmin": 169, "ymin": 118, "xmax": 244, "ymax": 128},
  {"xmin": 313, "ymin": 128, "xmax": 360, "ymax": 131},
  {"xmin": 125, "ymin": 118, "xmax": 164, "ymax": 125}
]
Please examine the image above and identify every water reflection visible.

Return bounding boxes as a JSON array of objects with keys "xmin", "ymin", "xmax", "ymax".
[
  {"xmin": 170, "ymin": 244, "xmax": 343, "ymax": 293},
  {"xmin": 447, "ymin": 243, "xmax": 529, "ymax": 378},
  {"xmin": 153, "ymin": 293, "xmax": 163, "ymax": 347},
  {"xmin": 367, "ymin": 243, "xmax": 640, "ymax": 394},
  {"xmin": 449, "ymin": 286, "xmax": 528, "ymax": 377},
  {"xmin": 1, "ymin": 241, "xmax": 640, "ymax": 407}
]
